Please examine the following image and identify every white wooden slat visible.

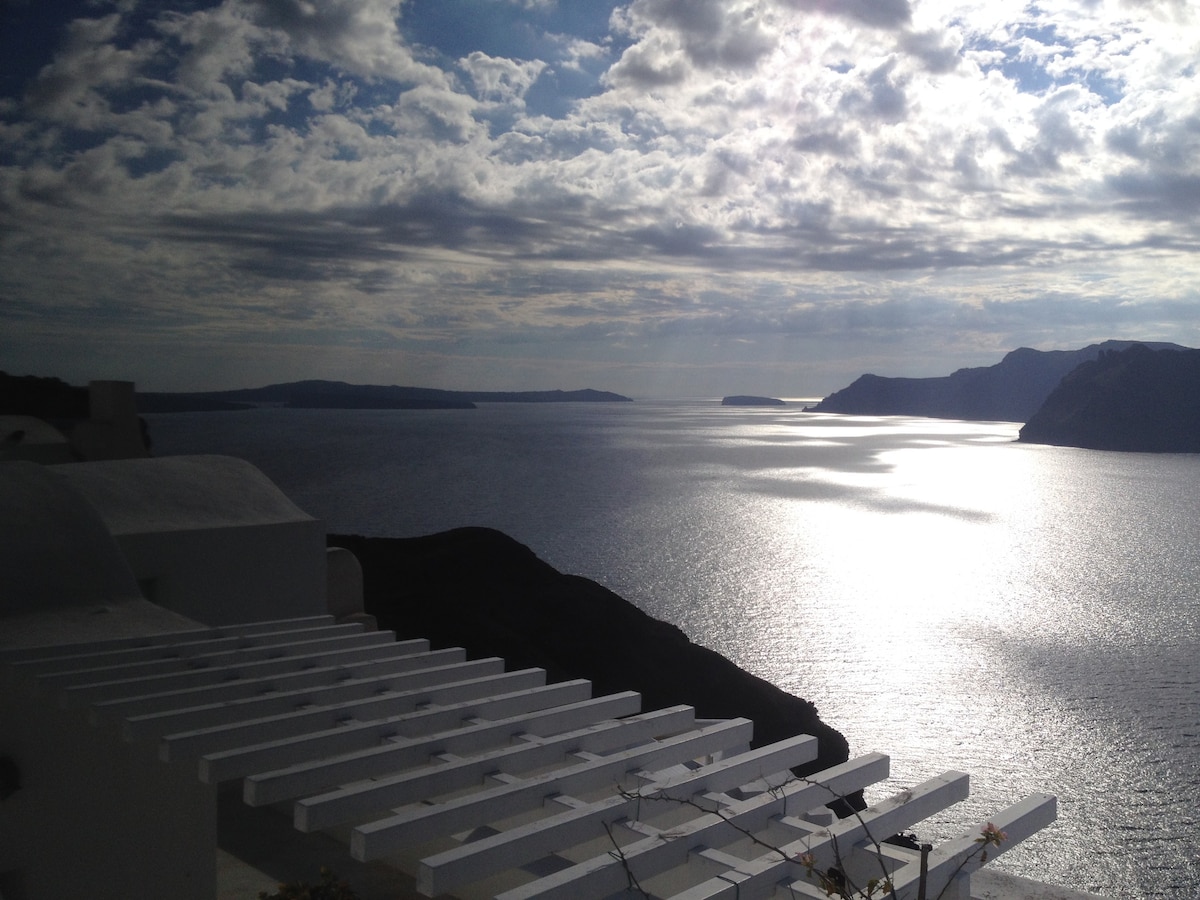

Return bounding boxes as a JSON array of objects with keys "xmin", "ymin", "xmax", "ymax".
[
  {"xmin": 244, "ymin": 691, "xmax": 644, "ymax": 805},
  {"xmin": 121, "ymin": 658, "xmax": 508, "ymax": 739},
  {"xmin": 881, "ymin": 793, "xmax": 1058, "ymax": 900},
  {"xmin": 480, "ymin": 751, "xmax": 891, "ymax": 900},
  {"xmin": 656, "ymin": 771, "xmax": 973, "ymax": 900},
  {"xmin": 0, "ymin": 616, "xmax": 338, "ymax": 663},
  {"xmin": 198, "ymin": 679, "xmax": 598, "ymax": 784},
  {"xmin": 0, "ymin": 628, "xmax": 217, "ymax": 663},
  {"xmin": 20, "ymin": 635, "xmax": 246, "ymax": 673},
  {"xmin": 78, "ymin": 643, "xmax": 452, "ymax": 714},
  {"xmin": 346, "ymin": 717, "xmax": 756, "ymax": 859},
  {"xmin": 416, "ymin": 734, "xmax": 824, "ymax": 897},
  {"xmin": 28, "ymin": 630, "xmax": 400, "ymax": 689},
  {"xmin": 13, "ymin": 622, "xmax": 369, "ymax": 675},
  {"xmin": 160, "ymin": 667, "xmax": 550, "ymax": 760},
  {"xmin": 213, "ymin": 616, "xmax": 342, "ymax": 634},
  {"xmin": 287, "ymin": 705, "xmax": 698, "ymax": 826}
]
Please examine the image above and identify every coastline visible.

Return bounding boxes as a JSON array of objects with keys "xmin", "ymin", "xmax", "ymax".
[{"xmin": 329, "ymin": 526, "xmax": 852, "ymax": 777}]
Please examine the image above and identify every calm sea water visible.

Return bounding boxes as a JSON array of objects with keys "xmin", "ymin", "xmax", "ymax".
[{"xmin": 147, "ymin": 402, "xmax": 1200, "ymax": 898}]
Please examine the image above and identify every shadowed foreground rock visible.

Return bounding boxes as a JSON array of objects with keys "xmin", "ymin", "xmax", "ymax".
[{"xmin": 330, "ymin": 527, "xmax": 851, "ymax": 777}]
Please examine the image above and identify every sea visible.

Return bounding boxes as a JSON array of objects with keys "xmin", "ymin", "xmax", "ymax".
[{"xmin": 145, "ymin": 400, "xmax": 1200, "ymax": 899}]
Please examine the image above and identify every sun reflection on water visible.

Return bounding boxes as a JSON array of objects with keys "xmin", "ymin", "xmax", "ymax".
[
  {"xmin": 692, "ymin": 417, "xmax": 1200, "ymax": 896},
  {"xmin": 147, "ymin": 404, "xmax": 1200, "ymax": 898}
]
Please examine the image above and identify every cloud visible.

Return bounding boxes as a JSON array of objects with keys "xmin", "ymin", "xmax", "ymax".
[
  {"xmin": 247, "ymin": 0, "xmax": 435, "ymax": 82},
  {"xmin": 154, "ymin": 4, "xmax": 265, "ymax": 95},
  {"xmin": 899, "ymin": 28, "xmax": 962, "ymax": 74},
  {"xmin": 837, "ymin": 57, "xmax": 909, "ymax": 122},
  {"xmin": 555, "ymin": 37, "xmax": 609, "ymax": 72},
  {"xmin": 4, "ymin": 0, "xmax": 1200, "ymax": 392},
  {"xmin": 777, "ymin": 0, "xmax": 911, "ymax": 30},
  {"xmin": 459, "ymin": 51, "xmax": 547, "ymax": 103},
  {"xmin": 605, "ymin": 0, "xmax": 777, "ymax": 87},
  {"xmin": 24, "ymin": 14, "xmax": 159, "ymax": 127},
  {"xmin": 604, "ymin": 33, "xmax": 689, "ymax": 88}
]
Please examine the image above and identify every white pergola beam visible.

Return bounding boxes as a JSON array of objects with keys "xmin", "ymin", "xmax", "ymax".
[
  {"xmin": 160, "ymin": 668, "xmax": 550, "ymax": 760},
  {"xmin": 0, "ymin": 616, "xmax": 337, "ymax": 663},
  {"xmin": 244, "ymin": 690, "xmax": 645, "ymax": 805},
  {"xmin": 4, "ymin": 619, "xmax": 1060, "ymax": 900},
  {"xmin": 122, "ymin": 658, "xmax": 508, "ymax": 739},
  {"xmin": 67, "ymin": 640, "xmax": 441, "ymax": 708},
  {"xmin": 14, "ymin": 622, "xmax": 369, "ymax": 675},
  {"xmin": 197, "ymin": 678, "xmax": 599, "ymax": 783},
  {"xmin": 417, "ymin": 734, "xmax": 825, "ymax": 897},
  {"xmin": 292, "ymin": 705, "xmax": 699, "ymax": 828},
  {"xmin": 347, "ymin": 718, "xmax": 756, "ymax": 859},
  {"xmin": 488, "ymin": 752, "xmax": 893, "ymax": 900},
  {"xmin": 657, "ymin": 771, "xmax": 972, "ymax": 900},
  {"xmin": 881, "ymin": 792, "xmax": 1058, "ymax": 900},
  {"xmin": 28, "ymin": 630, "xmax": 398, "ymax": 688}
]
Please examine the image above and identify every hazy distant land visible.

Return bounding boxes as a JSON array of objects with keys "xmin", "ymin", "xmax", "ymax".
[
  {"xmin": 722, "ymin": 395, "xmax": 786, "ymax": 406},
  {"xmin": 805, "ymin": 339, "xmax": 1188, "ymax": 422},
  {"xmin": 9, "ymin": 338, "xmax": 1200, "ymax": 452},
  {"xmin": 135, "ymin": 380, "xmax": 633, "ymax": 412},
  {"xmin": 806, "ymin": 340, "xmax": 1200, "ymax": 453}
]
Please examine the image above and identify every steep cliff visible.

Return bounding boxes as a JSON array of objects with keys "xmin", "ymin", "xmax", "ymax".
[
  {"xmin": 330, "ymin": 527, "xmax": 851, "ymax": 777},
  {"xmin": 1018, "ymin": 344, "xmax": 1200, "ymax": 452},
  {"xmin": 806, "ymin": 340, "xmax": 1188, "ymax": 422}
]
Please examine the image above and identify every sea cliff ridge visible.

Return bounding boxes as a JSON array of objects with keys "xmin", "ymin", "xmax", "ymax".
[
  {"xmin": 1018, "ymin": 343, "xmax": 1200, "ymax": 452},
  {"xmin": 805, "ymin": 340, "xmax": 1188, "ymax": 422},
  {"xmin": 330, "ymin": 527, "xmax": 852, "ymax": 779}
]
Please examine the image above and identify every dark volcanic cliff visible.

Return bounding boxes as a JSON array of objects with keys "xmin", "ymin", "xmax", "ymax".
[
  {"xmin": 330, "ymin": 528, "xmax": 851, "ymax": 777},
  {"xmin": 1018, "ymin": 344, "xmax": 1200, "ymax": 452},
  {"xmin": 806, "ymin": 340, "xmax": 1187, "ymax": 422}
]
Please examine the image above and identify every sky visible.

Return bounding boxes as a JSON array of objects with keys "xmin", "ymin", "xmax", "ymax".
[{"xmin": 2, "ymin": 0, "xmax": 1199, "ymax": 399}]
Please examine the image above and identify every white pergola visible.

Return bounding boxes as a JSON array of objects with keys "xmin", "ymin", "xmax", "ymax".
[{"xmin": 1, "ymin": 617, "xmax": 1056, "ymax": 900}]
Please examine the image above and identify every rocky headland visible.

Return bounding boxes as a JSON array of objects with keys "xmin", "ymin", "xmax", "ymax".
[
  {"xmin": 1018, "ymin": 343, "xmax": 1200, "ymax": 452},
  {"xmin": 329, "ymin": 527, "xmax": 851, "ymax": 779},
  {"xmin": 805, "ymin": 340, "xmax": 1187, "ymax": 422}
]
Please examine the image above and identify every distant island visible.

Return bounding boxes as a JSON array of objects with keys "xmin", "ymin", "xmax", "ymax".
[
  {"xmin": 722, "ymin": 395, "xmax": 785, "ymax": 406},
  {"xmin": 1018, "ymin": 344, "xmax": 1200, "ymax": 452},
  {"xmin": 135, "ymin": 380, "xmax": 633, "ymax": 412},
  {"xmin": 805, "ymin": 340, "xmax": 1189, "ymax": 423}
]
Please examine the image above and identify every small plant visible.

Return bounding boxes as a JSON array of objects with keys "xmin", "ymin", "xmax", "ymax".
[
  {"xmin": 793, "ymin": 821, "xmax": 1008, "ymax": 899},
  {"xmin": 606, "ymin": 779, "xmax": 1008, "ymax": 900},
  {"xmin": 258, "ymin": 866, "xmax": 359, "ymax": 900},
  {"xmin": 974, "ymin": 821, "xmax": 1008, "ymax": 863},
  {"xmin": 797, "ymin": 850, "xmax": 894, "ymax": 899}
]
